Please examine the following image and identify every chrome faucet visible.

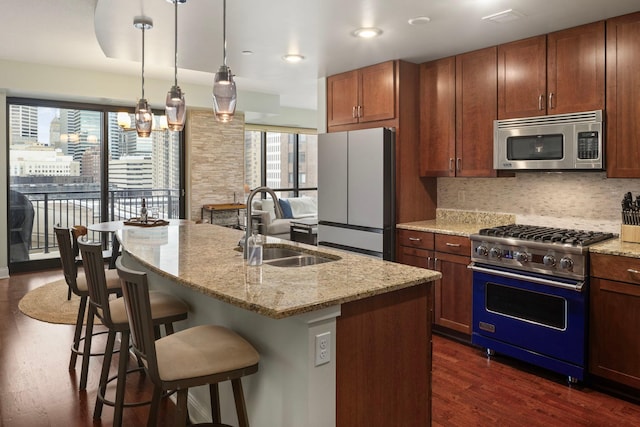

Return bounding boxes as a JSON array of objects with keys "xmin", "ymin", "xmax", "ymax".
[{"xmin": 244, "ymin": 186, "xmax": 283, "ymax": 259}]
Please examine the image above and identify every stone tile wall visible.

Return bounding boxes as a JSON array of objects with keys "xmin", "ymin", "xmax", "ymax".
[
  {"xmin": 437, "ymin": 172, "xmax": 640, "ymax": 233},
  {"xmin": 186, "ymin": 108, "xmax": 245, "ymax": 224}
]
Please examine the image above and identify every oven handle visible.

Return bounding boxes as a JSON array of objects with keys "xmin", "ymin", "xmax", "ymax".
[{"xmin": 468, "ymin": 264, "xmax": 585, "ymax": 292}]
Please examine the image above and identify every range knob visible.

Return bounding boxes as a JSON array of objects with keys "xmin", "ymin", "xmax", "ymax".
[
  {"xmin": 560, "ymin": 257, "xmax": 574, "ymax": 270},
  {"xmin": 543, "ymin": 254, "xmax": 557, "ymax": 267},
  {"xmin": 489, "ymin": 247, "xmax": 502, "ymax": 259},
  {"xmin": 475, "ymin": 245, "xmax": 488, "ymax": 257},
  {"xmin": 514, "ymin": 251, "xmax": 529, "ymax": 263}
]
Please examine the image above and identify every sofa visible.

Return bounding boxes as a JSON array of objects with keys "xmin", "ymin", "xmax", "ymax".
[{"xmin": 251, "ymin": 196, "xmax": 317, "ymax": 240}]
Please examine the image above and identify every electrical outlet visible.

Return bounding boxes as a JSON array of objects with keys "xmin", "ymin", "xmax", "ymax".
[{"xmin": 315, "ymin": 332, "xmax": 331, "ymax": 366}]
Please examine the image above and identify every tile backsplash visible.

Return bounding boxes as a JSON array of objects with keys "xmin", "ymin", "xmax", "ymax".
[{"xmin": 437, "ymin": 172, "xmax": 640, "ymax": 233}]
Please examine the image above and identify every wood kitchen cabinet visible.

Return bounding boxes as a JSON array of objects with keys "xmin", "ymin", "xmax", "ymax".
[
  {"xmin": 396, "ymin": 230, "xmax": 472, "ymax": 338},
  {"xmin": 606, "ymin": 12, "xmax": 640, "ymax": 178},
  {"xmin": 419, "ymin": 47, "xmax": 496, "ymax": 178},
  {"xmin": 497, "ymin": 21, "xmax": 604, "ymax": 119},
  {"xmin": 327, "ymin": 61, "xmax": 395, "ymax": 128},
  {"xmin": 419, "ymin": 57, "xmax": 455, "ymax": 177},
  {"xmin": 589, "ymin": 253, "xmax": 640, "ymax": 390},
  {"xmin": 434, "ymin": 234, "xmax": 472, "ymax": 336}
]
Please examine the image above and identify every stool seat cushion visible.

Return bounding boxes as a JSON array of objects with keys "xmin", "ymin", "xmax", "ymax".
[
  {"xmin": 155, "ymin": 325, "xmax": 260, "ymax": 382},
  {"xmin": 76, "ymin": 269, "xmax": 121, "ymax": 294},
  {"xmin": 109, "ymin": 291, "xmax": 189, "ymax": 327}
]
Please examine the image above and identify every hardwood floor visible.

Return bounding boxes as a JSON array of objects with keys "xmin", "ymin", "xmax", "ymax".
[{"xmin": 2, "ymin": 268, "xmax": 640, "ymax": 426}]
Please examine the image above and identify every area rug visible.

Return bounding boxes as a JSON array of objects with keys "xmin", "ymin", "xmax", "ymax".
[{"xmin": 18, "ymin": 280, "xmax": 84, "ymax": 325}]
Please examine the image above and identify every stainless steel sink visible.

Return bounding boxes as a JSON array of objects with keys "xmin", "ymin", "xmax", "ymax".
[
  {"xmin": 266, "ymin": 254, "xmax": 334, "ymax": 268},
  {"xmin": 262, "ymin": 247, "xmax": 307, "ymax": 261}
]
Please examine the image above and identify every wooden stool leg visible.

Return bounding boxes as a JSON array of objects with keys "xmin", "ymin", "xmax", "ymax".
[
  {"xmin": 69, "ymin": 295, "xmax": 87, "ymax": 370},
  {"xmin": 232, "ymin": 379, "xmax": 250, "ymax": 427},
  {"xmin": 175, "ymin": 389, "xmax": 189, "ymax": 427},
  {"xmin": 79, "ymin": 304, "xmax": 95, "ymax": 390},
  {"xmin": 93, "ymin": 329, "xmax": 116, "ymax": 419},
  {"xmin": 209, "ymin": 383, "xmax": 221, "ymax": 424},
  {"xmin": 112, "ymin": 330, "xmax": 130, "ymax": 427}
]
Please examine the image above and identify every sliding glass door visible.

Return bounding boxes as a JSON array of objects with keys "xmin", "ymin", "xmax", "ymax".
[{"xmin": 7, "ymin": 99, "xmax": 184, "ymax": 272}]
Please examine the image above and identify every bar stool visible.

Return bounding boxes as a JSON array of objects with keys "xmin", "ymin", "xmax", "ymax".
[
  {"xmin": 79, "ymin": 240, "xmax": 189, "ymax": 427},
  {"xmin": 53, "ymin": 226, "xmax": 122, "ymax": 390},
  {"xmin": 116, "ymin": 258, "xmax": 260, "ymax": 427}
]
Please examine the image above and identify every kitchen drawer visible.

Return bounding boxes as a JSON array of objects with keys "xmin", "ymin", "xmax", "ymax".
[
  {"xmin": 435, "ymin": 234, "xmax": 470, "ymax": 256},
  {"xmin": 591, "ymin": 253, "xmax": 640, "ymax": 286},
  {"xmin": 397, "ymin": 229, "xmax": 434, "ymax": 250},
  {"xmin": 397, "ymin": 246, "xmax": 433, "ymax": 269}
]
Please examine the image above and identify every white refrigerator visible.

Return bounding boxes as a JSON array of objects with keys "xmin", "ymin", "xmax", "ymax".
[{"xmin": 317, "ymin": 127, "xmax": 395, "ymax": 259}]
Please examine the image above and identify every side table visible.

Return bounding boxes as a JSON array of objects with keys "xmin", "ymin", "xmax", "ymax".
[{"xmin": 289, "ymin": 219, "xmax": 318, "ymax": 245}]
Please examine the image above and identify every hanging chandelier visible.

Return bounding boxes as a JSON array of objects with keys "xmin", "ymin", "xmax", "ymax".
[
  {"xmin": 134, "ymin": 17, "xmax": 153, "ymax": 137},
  {"xmin": 165, "ymin": 0, "xmax": 187, "ymax": 131},
  {"xmin": 212, "ymin": 0, "xmax": 236, "ymax": 122}
]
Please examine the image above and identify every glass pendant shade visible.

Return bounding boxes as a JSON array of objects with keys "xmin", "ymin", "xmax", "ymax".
[
  {"xmin": 212, "ymin": 65, "xmax": 237, "ymax": 122},
  {"xmin": 165, "ymin": 85, "xmax": 186, "ymax": 131},
  {"xmin": 135, "ymin": 98, "xmax": 153, "ymax": 137},
  {"xmin": 165, "ymin": 0, "xmax": 187, "ymax": 131}
]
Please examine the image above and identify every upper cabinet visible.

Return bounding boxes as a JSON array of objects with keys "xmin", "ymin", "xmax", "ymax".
[
  {"xmin": 419, "ymin": 57, "xmax": 455, "ymax": 177},
  {"xmin": 606, "ymin": 12, "xmax": 640, "ymax": 178},
  {"xmin": 420, "ymin": 47, "xmax": 497, "ymax": 177},
  {"xmin": 498, "ymin": 21, "xmax": 605, "ymax": 119},
  {"xmin": 327, "ymin": 61, "xmax": 396, "ymax": 128}
]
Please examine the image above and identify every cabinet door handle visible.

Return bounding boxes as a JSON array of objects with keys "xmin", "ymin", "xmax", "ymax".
[
  {"xmin": 408, "ymin": 237, "xmax": 422, "ymax": 242},
  {"xmin": 627, "ymin": 268, "xmax": 640, "ymax": 281},
  {"xmin": 548, "ymin": 92, "xmax": 554, "ymax": 110},
  {"xmin": 427, "ymin": 256, "xmax": 432, "ymax": 269},
  {"xmin": 358, "ymin": 105, "xmax": 362, "ymax": 118},
  {"xmin": 352, "ymin": 106, "xmax": 357, "ymax": 118},
  {"xmin": 434, "ymin": 257, "xmax": 439, "ymax": 270},
  {"xmin": 538, "ymin": 94, "xmax": 546, "ymax": 110},
  {"xmin": 449, "ymin": 158, "xmax": 454, "ymax": 172},
  {"xmin": 445, "ymin": 242, "xmax": 461, "ymax": 247},
  {"xmin": 456, "ymin": 158, "xmax": 461, "ymax": 172}
]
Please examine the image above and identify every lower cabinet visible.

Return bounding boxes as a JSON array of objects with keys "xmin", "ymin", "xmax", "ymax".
[
  {"xmin": 434, "ymin": 234, "xmax": 472, "ymax": 335},
  {"xmin": 397, "ymin": 229, "xmax": 472, "ymax": 337},
  {"xmin": 589, "ymin": 253, "xmax": 640, "ymax": 389}
]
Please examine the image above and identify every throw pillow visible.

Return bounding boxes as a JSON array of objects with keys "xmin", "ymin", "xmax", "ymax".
[
  {"xmin": 260, "ymin": 199, "xmax": 276, "ymax": 222},
  {"xmin": 279, "ymin": 199, "xmax": 293, "ymax": 219}
]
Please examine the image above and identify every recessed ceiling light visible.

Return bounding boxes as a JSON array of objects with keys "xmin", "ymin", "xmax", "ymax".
[
  {"xmin": 352, "ymin": 27, "xmax": 383, "ymax": 39},
  {"xmin": 481, "ymin": 9, "xmax": 525, "ymax": 24},
  {"xmin": 283, "ymin": 54, "xmax": 305, "ymax": 63},
  {"xmin": 241, "ymin": 50, "xmax": 253, "ymax": 55},
  {"xmin": 408, "ymin": 16, "xmax": 431, "ymax": 25}
]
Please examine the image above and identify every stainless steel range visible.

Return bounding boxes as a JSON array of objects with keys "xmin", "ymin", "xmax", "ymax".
[{"xmin": 469, "ymin": 224, "xmax": 614, "ymax": 383}]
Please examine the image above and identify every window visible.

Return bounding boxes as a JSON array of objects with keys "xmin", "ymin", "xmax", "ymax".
[
  {"xmin": 7, "ymin": 98, "xmax": 185, "ymax": 272},
  {"xmin": 244, "ymin": 127, "xmax": 317, "ymax": 200}
]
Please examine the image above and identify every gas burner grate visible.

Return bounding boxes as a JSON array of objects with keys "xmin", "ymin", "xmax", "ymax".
[{"xmin": 478, "ymin": 224, "xmax": 614, "ymax": 246}]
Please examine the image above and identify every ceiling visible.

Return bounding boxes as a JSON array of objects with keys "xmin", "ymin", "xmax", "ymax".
[{"xmin": 2, "ymin": 0, "xmax": 639, "ymax": 113}]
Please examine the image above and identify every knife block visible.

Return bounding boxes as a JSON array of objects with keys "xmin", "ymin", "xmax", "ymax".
[{"xmin": 620, "ymin": 224, "xmax": 640, "ymax": 243}]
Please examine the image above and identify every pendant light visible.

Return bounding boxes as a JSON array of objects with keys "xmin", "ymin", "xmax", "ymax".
[
  {"xmin": 212, "ymin": 0, "xmax": 236, "ymax": 122},
  {"xmin": 134, "ymin": 17, "xmax": 153, "ymax": 137},
  {"xmin": 165, "ymin": 0, "xmax": 187, "ymax": 131}
]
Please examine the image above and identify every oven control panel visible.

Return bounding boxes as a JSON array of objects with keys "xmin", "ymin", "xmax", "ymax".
[{"xmin": 471, "ymin": 240, "xmax": 587, "ymax": 280}]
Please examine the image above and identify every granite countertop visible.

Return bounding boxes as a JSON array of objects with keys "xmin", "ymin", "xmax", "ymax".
[
  {"xmin": 589, "ymin": 237, "xmax": 640, "ymax": 259},
  {"xmin": 396, "ymin": 209, "xmax": 516, "ymax": 237},
  {"xmin": 117, "ymin": 223, "xmax": 441, "ymax": 319}
]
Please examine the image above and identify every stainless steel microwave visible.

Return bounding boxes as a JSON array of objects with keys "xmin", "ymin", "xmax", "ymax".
[{"xmin": 493, "ymin": 110, "xmax": 603, "ymax": 170}]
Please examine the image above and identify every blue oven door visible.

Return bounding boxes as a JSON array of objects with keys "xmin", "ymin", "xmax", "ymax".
[{"xmin": 470, "ymin": 263, "xmax": 587, "ymax": 380}]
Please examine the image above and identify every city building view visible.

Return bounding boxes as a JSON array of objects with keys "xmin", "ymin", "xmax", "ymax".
[{"xmin": 8, "ymin": 103, "xmax": 181, "ymax": 263}]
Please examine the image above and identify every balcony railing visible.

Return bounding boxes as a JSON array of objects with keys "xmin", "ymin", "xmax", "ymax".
[{"xmin": 10, "ymin": 188, "xmax": 180, "ymax": 261}]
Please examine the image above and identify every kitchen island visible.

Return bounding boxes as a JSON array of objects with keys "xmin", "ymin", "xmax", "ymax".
[{"xmin": 117, "ymin": 222, "xmax": 440, "ymax": 427}]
